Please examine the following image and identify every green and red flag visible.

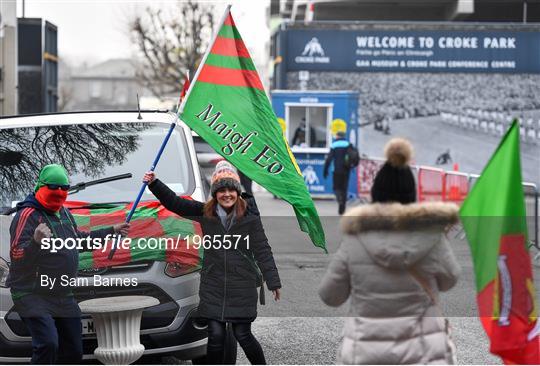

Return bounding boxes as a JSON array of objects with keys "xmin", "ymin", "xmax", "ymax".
[
  {"xmin": 460, "ymin": 120, "xmax": 539, "ymax": 364},
  {"xmin": 66, "ymin": 200, "xmax": 203, "ymax": 272},
  {"xmin": 177, "ymin": 6, "xmax": 326, "ymax": 251}
]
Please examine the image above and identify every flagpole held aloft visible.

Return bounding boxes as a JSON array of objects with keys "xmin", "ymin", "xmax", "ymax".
[
  {"xmin": 108, "ymin": 83, "xmax": 188, "ymax": 259},
  {"xmin": 108, "ymin": 5, "xmax": 233, "ymax": 260},
  {"xmin": 107, "ymin": 120, "xmax": 177, "ymax": 260}
]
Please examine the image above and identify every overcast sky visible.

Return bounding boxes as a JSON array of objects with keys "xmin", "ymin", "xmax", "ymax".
[{"xmin": 13, "ymin": 0, "xmax": 270, "ymax": 68}]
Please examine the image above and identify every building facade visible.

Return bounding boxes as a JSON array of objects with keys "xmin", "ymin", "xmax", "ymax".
[{"xmin": 63, "ymin": 59, "xmax": 143, "ymax": 111}]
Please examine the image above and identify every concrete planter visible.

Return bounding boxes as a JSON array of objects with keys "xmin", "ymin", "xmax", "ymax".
[{"xmin": 79, "ymin": 295, "xmax": 159, "ymax": 365}]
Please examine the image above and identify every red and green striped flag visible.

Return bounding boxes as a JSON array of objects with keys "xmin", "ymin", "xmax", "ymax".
[
  {"xmin": 460, "ymin": 120, "xmax": 539, "ymax": 364},
  {"xmin": 66, "ymin": 200, "xmax": 203, "ymax": 271},
  {"xmin": 178, "ymin": 7, "xmax": 326, "ymax": 251}
]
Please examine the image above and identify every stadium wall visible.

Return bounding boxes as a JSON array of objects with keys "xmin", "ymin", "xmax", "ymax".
[{"xmin": 276, "ymin": 21, "xmax": 540, "ymax": 128}]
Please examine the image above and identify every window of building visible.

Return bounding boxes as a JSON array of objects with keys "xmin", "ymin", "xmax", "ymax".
[{"xmin": 286, "ymin": 104, "xmax": 332, "ymax": 149}]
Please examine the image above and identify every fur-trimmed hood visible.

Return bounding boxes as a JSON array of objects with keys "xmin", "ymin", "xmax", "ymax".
[
  {"xmin": 340, "ymin": 202, "xmax": 459, "ymax": 269},
  {"xmin": 341, "ymin": 202, "xmax": 459, "ymax": 234}
]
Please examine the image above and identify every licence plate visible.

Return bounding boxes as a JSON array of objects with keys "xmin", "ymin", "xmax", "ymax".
[{"xmin": 81, "ymin": 318, "xmax": 95, "ymax": 335}]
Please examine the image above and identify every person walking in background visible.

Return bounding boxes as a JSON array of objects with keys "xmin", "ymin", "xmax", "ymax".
[
  {"xmin": 323, "ymin": 131, "xmax": 355, "ymax": 215},
  {"xmin": 6, "ymin": 164, "xmax": 129, "ymax": 364},
  {"xmin": 319, "ymin": 138, "xmax": 461, "ymax": 364},
  {"xmin": 143, "ymin": 161, "xmax": 281, "ymax": 365}
]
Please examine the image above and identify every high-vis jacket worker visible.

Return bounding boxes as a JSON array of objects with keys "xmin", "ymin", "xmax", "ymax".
[{"xmin": 323, "ymin": 132, "xmax": 353, "ymax": 215}]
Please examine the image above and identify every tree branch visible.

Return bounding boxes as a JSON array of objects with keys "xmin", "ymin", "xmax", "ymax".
[{"xmin": 129, "ymin": 0, "xmax": 214, "ymax": 98}]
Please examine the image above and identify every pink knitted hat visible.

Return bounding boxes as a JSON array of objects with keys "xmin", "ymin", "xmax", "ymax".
[{"xmin": 210, "ymin": 161, "xmax": 241, "ymax": 197}]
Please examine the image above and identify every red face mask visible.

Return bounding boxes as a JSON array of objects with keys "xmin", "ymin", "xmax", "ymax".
[{"xmin": 35, "ymin": 186, "xmax": 68, "ymax": 212}]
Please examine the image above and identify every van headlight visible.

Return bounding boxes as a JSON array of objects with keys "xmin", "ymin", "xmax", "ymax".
[
  {"xmin": 164, "ymin": 262, "xmax": 199, "ymax": 278},
  {"xmin": 165, "ymin": 262, "xmax": 182, "ymax": 278},
  {"xmin": 0, "ymin": 257, "xmax": 9, "ymax": 288}
]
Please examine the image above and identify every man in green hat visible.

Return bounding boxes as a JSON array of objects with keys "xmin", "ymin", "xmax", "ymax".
[{"xmin": 6, "ymin": 164, "xmax": 129, "ymax": 364}]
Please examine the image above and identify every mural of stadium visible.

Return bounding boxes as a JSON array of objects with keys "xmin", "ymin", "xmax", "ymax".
[{"xmin": 273, "ymin": 22, "xmax": 540, "ymax": 186}]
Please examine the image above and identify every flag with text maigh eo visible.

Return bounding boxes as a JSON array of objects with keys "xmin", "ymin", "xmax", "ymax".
[{"xmin": 179, "ymin": 10, "xmax": 326, "ymax": 251}]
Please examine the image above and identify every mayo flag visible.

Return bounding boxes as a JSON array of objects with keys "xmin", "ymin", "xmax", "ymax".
[
  {"xmin": 67, "ymin": 201, "xmax": 203, "ymax": 271},
  {"xmin": 460, "ymin": 120, "xmax": 539, "ymax": 364},
  {"xmin": 178, "ymin": 7, "xmax": 326, "ymax": 251}
]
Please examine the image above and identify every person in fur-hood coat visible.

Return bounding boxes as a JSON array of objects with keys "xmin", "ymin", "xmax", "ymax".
[{"xmin": 319, "ymin": 138, "xmax": 461, "ymax": 365}]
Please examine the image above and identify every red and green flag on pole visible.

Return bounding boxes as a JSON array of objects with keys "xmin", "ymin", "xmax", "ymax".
[
  {"xmin": 460, "ymin": 120, "xmax": 539, "ymax": 364},
  {"xmin": 67, "ymin": 201, "xmax": 203, "ymax": 272},
  {"xmin": 177, "ymin": 6, "xmax": 326, "ymax": 251}
]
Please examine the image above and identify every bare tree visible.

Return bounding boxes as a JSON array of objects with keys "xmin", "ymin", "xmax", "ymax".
[
  {"xmin": 0, "ymin": 123, "xmax": 150, "ymax": 206},
  {"xmin": 129, "ymin": 1, "xmax": 214, "ymax": 98}
]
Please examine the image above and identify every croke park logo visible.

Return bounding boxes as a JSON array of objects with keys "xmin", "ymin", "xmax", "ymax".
[
  {"xmin": 302, "ymin": 165, "xmax": 320, "ymax": 185},
  {"xmin": 295, "ymin": 37, "xmax": 330, "ymax": 64}
]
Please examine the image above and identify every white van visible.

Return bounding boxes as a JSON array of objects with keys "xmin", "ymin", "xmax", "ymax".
[{"xmin": 0, "ymin": 111, "xmax": 213, "ymax": 363}]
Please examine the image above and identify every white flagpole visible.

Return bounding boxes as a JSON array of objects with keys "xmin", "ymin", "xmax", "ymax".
[{"xmin": 177, "ymin": 4, "xmax": 232, "ymax": 116}]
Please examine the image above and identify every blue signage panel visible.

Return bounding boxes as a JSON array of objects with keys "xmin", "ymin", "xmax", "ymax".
[
  {"xmin": 296, "ymin": 153, "xmax": 357, "ymax": 197},
  {"xmin": 271, "ymin": 91, "xmax": 360, "ymax": 198},
  {"xmin": 286, "ymin": 29, "xmax": 540, "ymax": 73},
  {"xmin": 296, "ymin": 155, "xmax": 331, "ymax": 194}
]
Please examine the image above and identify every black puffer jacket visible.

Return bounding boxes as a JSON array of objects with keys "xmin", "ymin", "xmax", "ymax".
[{"xmin": 148, "ymin": 179, "xmax": 281, "ymax": 322}]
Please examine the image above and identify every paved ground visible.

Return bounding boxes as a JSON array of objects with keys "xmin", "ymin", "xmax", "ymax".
[
  {"xmin": 241, "ymin": 195, "xmax": 503, "ymax": 365},
  {"xmin": 174, "ymin": 193, "xmax": 538, "ymax": 365},
  {"xmin": 171, "ymin": 118, "xmax": 539, "ymax": 364}
]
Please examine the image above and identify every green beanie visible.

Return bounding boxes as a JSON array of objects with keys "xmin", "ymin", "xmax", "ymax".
[{"xmin": 34, "ymin": 164, "xmax": 70, "ymax": 192}]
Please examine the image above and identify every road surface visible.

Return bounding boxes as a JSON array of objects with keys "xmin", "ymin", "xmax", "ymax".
[{"xmin": 235, "ymin": 193, "xmax": 538, "ymax": 364}]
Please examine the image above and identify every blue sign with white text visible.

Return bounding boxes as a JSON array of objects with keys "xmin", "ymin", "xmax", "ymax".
[{"xmin": 286, "ymin": 29, "xmax": 540, "ymax": 73}]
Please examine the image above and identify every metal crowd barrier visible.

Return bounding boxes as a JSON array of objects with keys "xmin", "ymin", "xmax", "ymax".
[
  {"xmin": 357, "ymin": 158, "xmax": 385, "ymax": 202},
  {"xmin": 417, "ymin": 166, "xmax": 445, "ymax": 202},
  {"xmin": 357, "ymin": 158, "xmax": 539, "ymax": 250},
  {"xmin": 443, "ymin": 171, "xmax": 469, "ymax": 204}
]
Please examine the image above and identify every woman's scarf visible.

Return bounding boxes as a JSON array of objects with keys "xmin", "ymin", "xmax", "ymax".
[{"xmin": 216, "ymin": 204, "xmax": 236, "ymax": 231}]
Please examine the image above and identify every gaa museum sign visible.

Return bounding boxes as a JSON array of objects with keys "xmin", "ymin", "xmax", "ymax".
[{"xmin": 286, "ymin": 29, "xmax": 540, "ymax": 73}]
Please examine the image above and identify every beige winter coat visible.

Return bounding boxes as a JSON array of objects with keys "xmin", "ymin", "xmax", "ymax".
[{"xmin": 319, "ymin": 202, "xmax": 461, "ymax": 365}]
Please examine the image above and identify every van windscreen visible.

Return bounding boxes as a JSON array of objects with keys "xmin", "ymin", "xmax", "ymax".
[{"xmin": 0, "ymin": 122, "xmax": 194, "ymax": 209}]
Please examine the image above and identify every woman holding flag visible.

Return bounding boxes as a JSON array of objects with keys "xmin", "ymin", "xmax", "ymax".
[{"xmin": 143, "ymin": 161, "xmax": 281, "ymax": 365}]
